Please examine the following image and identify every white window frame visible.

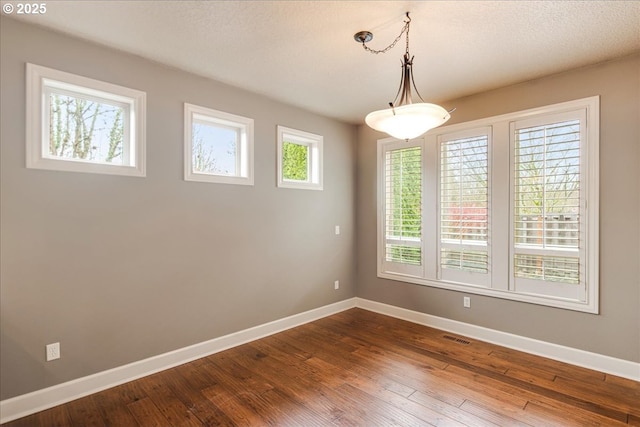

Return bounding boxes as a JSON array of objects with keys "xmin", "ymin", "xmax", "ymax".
[
  {"xmin": 509, "ymin": 109, "xmax": 588, "ymax": 301},
  {"xmin": 184, "ymin": 103, "xmax": 254, "ymax": 186},
  {"xmin": 377, "ymin": 138, "xmax": 425, "ymax": 278},
  {"xmin": 377, "ymin": 97, "xmax": 599, "ymax": 313},
  {"xmin": 26, "ymin": 63, "xmax": 146, "ymax": 177},
  {"xmin": 277, "ymin": 126, "xmax": 323, "ymax": 190},
  {"xmin": 437, "ymin": 127, "xmax": 492, "ymax": 288}
]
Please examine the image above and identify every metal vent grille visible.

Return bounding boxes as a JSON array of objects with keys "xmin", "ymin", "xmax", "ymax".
[{"xmin": 442, "ymin": 335, "xmax": 471, "ymax": 345}]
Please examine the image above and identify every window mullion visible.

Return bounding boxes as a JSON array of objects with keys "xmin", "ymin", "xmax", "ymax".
[{"xmin": 423, "ymin": 135, "xmax": 437, "ymax": 280}]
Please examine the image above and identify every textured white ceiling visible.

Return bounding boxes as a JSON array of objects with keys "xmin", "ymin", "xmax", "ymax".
[{"xmin": 8, "ymin": 1, "xmax": 640, "ymax": 124}]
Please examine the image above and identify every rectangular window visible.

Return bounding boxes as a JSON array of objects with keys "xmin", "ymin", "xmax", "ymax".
[
  {"xmin": 26, "ymin": 63, "xmax": 146, "ymax": 176},
  {"xmin": 277, "ymin": 126, "xmax": 323, "ymax": 190},
  {"xmin": 184, "ymin": 103, "xmax": 254, "ymax": 185},
  {"xmin": 439, "ymin": 129, "xmax": 490, "ymax": 286},
  {"xmin": 377, "ymin": 97, "xmax": 599, "ymax": 313},
  {"xmin": 378, "ymin": 140, "xmax": 423, "ymax": 277},
  {"xmin": 511, "ymin": 113, "xmax": 586, "ymax": 300}
]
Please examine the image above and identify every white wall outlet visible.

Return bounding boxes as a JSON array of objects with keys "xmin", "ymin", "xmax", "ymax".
[
  {"xmin": 335, "ymin": 225, "xmax": 340, "ymax": 235},
  {"xmin": 334, "ymin": 280, "xmax": 340, "ymax": 290},
  {"xmin": 463, "ymin": 296, "xmax": 471, "ymax": 308},
  {"xmin": 46, "ymin": 342, "xmax": 60, "ymax": 361}
]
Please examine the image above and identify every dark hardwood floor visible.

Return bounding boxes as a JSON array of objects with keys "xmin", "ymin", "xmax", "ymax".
[{"xmin": 4, "ymin": 308, "xmax": 640, "ymax": 426}]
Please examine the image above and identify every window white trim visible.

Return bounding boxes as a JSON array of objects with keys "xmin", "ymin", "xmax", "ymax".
[
  {"xmin": 277, "ymin": 126, "xmax": 323, "ymax": 190},
  {"xmin": 26, "ymin": 63, "xmax": 146, "ymax": 177},
  {"xmin": 437, "ymin": 127, "xmax": 492, "ymax": 288},
  {"xmin": 509, "ymin": 109, "xmax": 588, "ymax": 302},
  {"xmin": 377, "ymin": 138, "xmax": 425, "ymax": 278},
  {"xmin": 378, "ymin": 97, "xmax": 599, "ymax": 313},
  {"xmin": 183, "ymin": 103, "xmax": 254, "ymax": 186}
]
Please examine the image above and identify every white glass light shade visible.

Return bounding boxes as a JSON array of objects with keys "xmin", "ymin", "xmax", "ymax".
[{"xmin": 365, "ymin": 103, "xmax": 451, "ymax": 140}]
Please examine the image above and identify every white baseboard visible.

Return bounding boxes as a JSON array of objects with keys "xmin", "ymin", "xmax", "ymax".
[
  {"xmin": 0, "ymin": 298, "xmax": 357, "ymax": 424},
  {"xmin": 2, "ymin": 297, "xmax": 638, "ymax": 423},
  {"xmin": 355, "ymin": 297, "xmax": 640, "ymax": 381}
]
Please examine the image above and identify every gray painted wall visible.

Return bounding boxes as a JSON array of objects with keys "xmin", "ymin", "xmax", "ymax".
[
  {"xmin": 0, "ymin": 18, "xmax": 357, "ymax": 400},
  {"xmin": 357, "ymin": 53, "xmax": 640, "ymax": 363}
]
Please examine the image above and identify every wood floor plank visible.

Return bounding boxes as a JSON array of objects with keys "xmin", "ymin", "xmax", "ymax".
[
  {"xmin": 553, "ymin": 374, "xmax": 640, "ymax": 416},
  {"xmin": 334, "ymin": 383, "xmax": 436, "ymax": 427},
  {"xmin": 202, "ymin": 353, "xmax": 273, "ymax": 396},
  {"xmin": 199, "ymin": 377, "xmax": 267, "ymax": 425},
  {"xmin": 281, "ymin": 325, "xmax": 407, "ymax": 387},
  {"xmin": 248, "ymin": 336, "xmax": 425, "ymax": 426},
  {"xmin": 322, "ymin": 310, "xmax": 513, "ymax": 374},
  {"xmin": 606, "ymin": 373, "xmax": 640, "ymax": 390},
  {"xmin": 36, "ymin": 405, "xmax": 73, "ymax": 427},
  {"xmin": 343, "ymin": 372, "xmax": 468, "ymax": 426},
  {"xmin": 338, "ymin": 310, "xmax": 637, "ymax": 423},
  {"xmin": 353, "ymin": 319, "xmax": 631, "ymax": 425},
  {"xmin": 3, "ymin": 308, "xmax": 638, "ymax": 427},
  {"xmin": 307, "ymin": 313, "xmax": 537, "ymax": 421},
  {"xmin": 292, "ymin": 331, "xmax": 432, "ymax": 403},
  {"xmin": 305, "ymin": 354, "xmax": 416, "ymax": 399},
  {"xmin": 344, "ymin": 334, "xmax": 450, "ymax": 371},
  {"xmin": 459, "ymin": 399, "xmax": 533, "ymax": 427},
  {"xmin": 231, "ymin": 341, "xmax": 353, "ymax": 423},
  {"xmin": 126, "ymin": 397, "xmax": 171, "ymax": 427},
  {"xmin": 407, "ymin": 390, "xmax": 503, "ymax": 427},
  {"xmin": 64, "ymin": 394, "xmax": 108, "ymax": 427},
  {"xmin": 349, "ymin": 341, "xmax": 507, "ymax": 408},
  {"xmin": 524, "ymin": 399, "xmax": 629, "ymax": 426},
  {"xmin": 160, "ymin": 363, "xmax": 236, "ymax": 426},
  {"xmin": 136, "ymin": 372, "xmax": 205, "ymax": 427},
  {"xmin": 4, "ymin": 405, "xmax": 72, "ymax": 427},
  {"xmin": 206, "ymin": 349, "xmax": 334, "ymax": 425},
  {"xmin": 504, "ymin": 365, "xmax": 558, "ymax": 384},
  {"xmin": 489, "ymin": 347, "xmax": 607, "ymax": 384},
  {"xmin": 89, "ymin": 386, "xmax": 140, "ymax": 426},
  {"xmin": 444, "ymin": 363, "xmax": 629, "ymax": 422}
]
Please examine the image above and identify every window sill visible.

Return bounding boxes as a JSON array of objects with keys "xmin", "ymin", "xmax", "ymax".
[
  {"xmin": 277, "ymin": 181, "xmax": 323, "ymax": 191},
  {"xmin": 377, "ymin": 271, "xmax": 598, "ymax": 314},
  {"xmin": 27, "ymin": 157, "xmax": 145, "ymax": 177}
]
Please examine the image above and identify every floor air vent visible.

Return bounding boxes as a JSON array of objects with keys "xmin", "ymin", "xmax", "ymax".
[{"xmin": 442, "ymin": 335, "xmax": 471, "ymax": 345}]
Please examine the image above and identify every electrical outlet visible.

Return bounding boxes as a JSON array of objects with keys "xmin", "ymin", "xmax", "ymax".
[
  {"xmin": 463, "ymin": 297, "xmax": 471, "ymax": 308},
  {"xmin": 335, "ymin": 225, "xmax": 340, "ymax": 235},
  {"xmin": 46, "ymin": 342, "xmax": 60, "ymax": 361},
  {"xmin": 334, "ymin": 280, "xmax": 340, "ymax": 290}
]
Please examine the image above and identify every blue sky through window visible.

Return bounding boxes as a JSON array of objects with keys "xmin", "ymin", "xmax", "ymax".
[{"xmin": 192, "ymin": 121, "xmax": 238, "ymax": 175}]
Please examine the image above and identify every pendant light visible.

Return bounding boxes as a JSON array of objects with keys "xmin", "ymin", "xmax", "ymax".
[{"xmin": 355, "ymin": 12, "xmax": 452, "ymax": 140}]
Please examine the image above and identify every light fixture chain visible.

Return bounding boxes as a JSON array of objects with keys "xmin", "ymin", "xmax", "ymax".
[
  {"xmin": 358, "ymin": 11, "xmax": 453, "ymax": 140},
  {"xmin": 361, "ymin": 19, "xmax": 410, "ymax": 55},
  {"xmin": 405, "ymin": 16, "xmax": 410, "ymax": 55}
]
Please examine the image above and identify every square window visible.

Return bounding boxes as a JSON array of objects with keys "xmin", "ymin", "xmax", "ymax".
[
  {"xmin": 184, "ymin": 103, "xmax": 254, "ymax": 185},
  {"xmin": 277, "ymin": 126, "xmax": 323, "ymax": 190},
  {"xmin": 26, "ymin": 63, "xmax": 146, "ymax": 176}
]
